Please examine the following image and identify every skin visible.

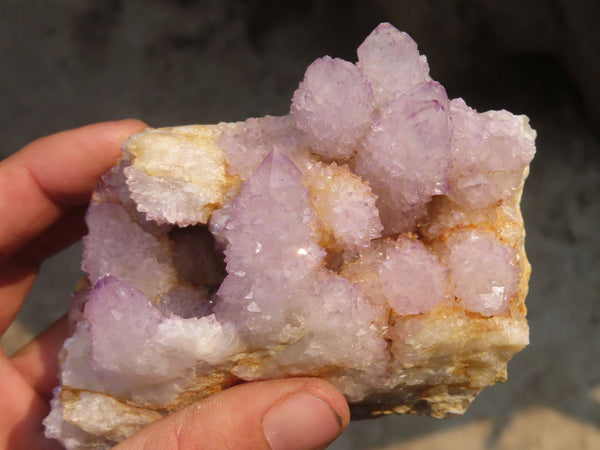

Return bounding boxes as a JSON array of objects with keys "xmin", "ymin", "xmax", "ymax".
[{"xmin": 0, "ymin": 120, "xmax": 350, "ymax": 449}]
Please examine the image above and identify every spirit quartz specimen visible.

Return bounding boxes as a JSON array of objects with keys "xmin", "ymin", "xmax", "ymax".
[{"xmin": 44, "ymin": 23, "xmax": 536, "ymax": 448}]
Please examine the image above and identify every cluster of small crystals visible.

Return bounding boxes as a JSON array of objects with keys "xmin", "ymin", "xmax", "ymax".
[
  {"xmin": 216, "ymin": 22, "xmax": 534, "ymax": 320},
  {"xmin": 124, "ymin": 125, "xmax": 234, "ymax": 226},
  {"xmin": 290, "ymin": 24, "xmax": 535, "ymax": 233},
  {"xmin": 45, "ymin": 23, "xmax": 535, "ymax": 448},
  {"xmin": 211, "ymin": 150, "xmax": 387, "ymax": 374}
]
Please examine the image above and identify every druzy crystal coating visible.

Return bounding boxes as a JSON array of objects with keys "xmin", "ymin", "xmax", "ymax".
[{"xmin": 45, "ymin": 23, "xmax": 535, "ymax": 449}]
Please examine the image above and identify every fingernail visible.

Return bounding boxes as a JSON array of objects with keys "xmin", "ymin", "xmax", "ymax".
[{"xmin": 262, "ymin": 391, "xmax": 344, "ymax": 450}]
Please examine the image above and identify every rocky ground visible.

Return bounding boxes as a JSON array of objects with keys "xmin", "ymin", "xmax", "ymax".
[{"xmin": 1, "ymin": 1, "xmax": 598, "ymax": 448}]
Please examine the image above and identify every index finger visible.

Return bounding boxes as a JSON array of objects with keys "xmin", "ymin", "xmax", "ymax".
[{"xmin": 0, "ymin": 119, "xmax": 146, "ymax": 262}]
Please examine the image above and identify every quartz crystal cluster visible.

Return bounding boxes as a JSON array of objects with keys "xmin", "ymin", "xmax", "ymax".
[{"xmin": 45, "ymin": 23, "xmax": 535, "ymax": 449}]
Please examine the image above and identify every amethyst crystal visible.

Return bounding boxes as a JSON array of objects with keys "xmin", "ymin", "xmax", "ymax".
[{"xmin": 45, "ymin": 23, "xmax": 535, "ymax": 449}]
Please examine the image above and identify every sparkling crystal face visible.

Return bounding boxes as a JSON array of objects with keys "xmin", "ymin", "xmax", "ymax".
[{"xmin": 45, "ymin": 23, "xmax": 535, "ymax": 449}]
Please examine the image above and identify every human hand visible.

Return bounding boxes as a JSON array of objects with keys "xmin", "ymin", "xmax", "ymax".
[{"xmin": 0, "ymin": 121, "xmax": 350, "ymax": 449}]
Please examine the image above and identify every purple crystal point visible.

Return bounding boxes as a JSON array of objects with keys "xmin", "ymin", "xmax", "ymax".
[
  {"xmin": 357, "ymin": 22, "xmax": 431, "ymax": 103},
  {"xmin": 380, "ymin": 237, "xmax": 448, "ymax": 315},
  {"xmin": 443, "ymin": 230, "xmax": 519, "ymax": 316},
  {"xmin": 82, "ymin": 202, "xmax": 175, "ymax": 298},
  {"xmin": 250, "ymin": 147, "xmax": 303, "ymax": 190},
  {"xmin": 221, "ymin": 149, "xmax": 324, "ymax": 282},
  {"xmin": 85, "ymin": 276, "xmax": 164, "ymax": 376},
  {"xmin": 448, "ymin": 98, "xmax": 536, "ymax": 207},
  {"xmin": 215, "ymin": 149, "xmax": 327, "ymax": 344},
  {"xmin": 291, "ymin": 56, "xmax": 373, "ymax": 160},
  {"xmin": 219, "ymin": 115, "xmax": 307, "ymax": 179},
  {"xmin": 354, "ymin": 81, "xmax": 451, "ymax": 233}
]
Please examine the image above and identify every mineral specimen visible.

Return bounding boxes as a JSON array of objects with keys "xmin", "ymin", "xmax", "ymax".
[{"xmin": 44, "ymin": 23, "xmax": 536, "ymax": 448}]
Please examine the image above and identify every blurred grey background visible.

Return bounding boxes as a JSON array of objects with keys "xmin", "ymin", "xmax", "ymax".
[{"xmin": 1, "ymin": 0, "xmax": 599, "ymax": 448}]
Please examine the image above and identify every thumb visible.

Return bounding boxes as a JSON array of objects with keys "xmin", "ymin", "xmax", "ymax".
[{"xmin": 115, "ymin": 377, "xmax": 350, "ymax": 450}]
